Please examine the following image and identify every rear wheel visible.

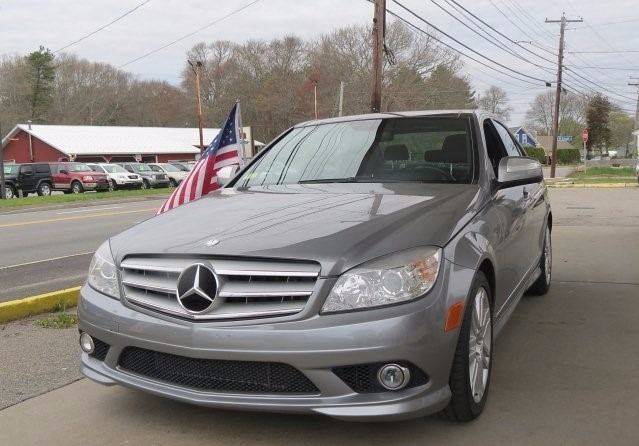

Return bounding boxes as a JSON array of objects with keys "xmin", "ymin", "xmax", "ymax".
[
  {"xmin": 37, "ymin": 182, "xmax": 52, "ymax": 196},
  {"xmin": 527, "ymin": 225, "xmax": 552, "ymax": 296},
  {"xmin": 444, "ymin": 272, "xmax": 493, "ymax": 422},
  {"xmin": 71, "ymin": 181, "xmax": 84, "ymax": 194}
]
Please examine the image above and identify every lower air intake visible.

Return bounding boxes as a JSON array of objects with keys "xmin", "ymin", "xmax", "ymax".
[{"xmin": 118, "ymin": 347, "xmax": 319, "ymax": 394}]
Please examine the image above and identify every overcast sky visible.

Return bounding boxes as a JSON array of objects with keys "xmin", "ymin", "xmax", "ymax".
[{"xmin": 1, "ymin": 0, "xmax": 638, "ymax": 125}]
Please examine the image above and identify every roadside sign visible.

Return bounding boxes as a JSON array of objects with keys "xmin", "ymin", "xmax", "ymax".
[{"xmin": 582, "ymin": 129, "xmax": 589, "ymax": 143}]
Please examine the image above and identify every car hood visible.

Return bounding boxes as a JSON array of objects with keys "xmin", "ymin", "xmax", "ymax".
[{"xmin": 110, "ymin": 183, "xmax": 483, "ymax": 276}]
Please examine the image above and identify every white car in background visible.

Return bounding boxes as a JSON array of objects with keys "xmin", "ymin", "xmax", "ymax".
[
  {"xmin": 148, "ymin": 163, "xmax": 188, "ymax": 187},
  {"xmin": 87, "ymin": 163, "xmax": 143, "ymax": 191}
]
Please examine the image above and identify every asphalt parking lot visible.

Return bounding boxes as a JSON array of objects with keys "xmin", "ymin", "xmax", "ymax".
[{"xmin": 0, "ymin": 188, "xmax": 638, "ymax": 445}]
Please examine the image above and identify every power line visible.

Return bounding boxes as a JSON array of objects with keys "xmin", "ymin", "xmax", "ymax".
[
  {"xmin": 390, "ymin": 0, "xmax": 552, "ymax": 84},
  {"xmin": 567, "ymin": 50, "xmax": 639, "ymax": 54},
  {"xmin": 53, "ymin": 0, "xmax": 153, "ymax": 53},
  {"xmin": 118, "ymin": 0, "xmax": 263, "ymax": 68},
  {"xmin": 428, "ymin": 0, "xmax": 556, "ymax": 77},
  {"xmin": 443, "ymin": 0, "xmax": 557, "ymax": 62}
]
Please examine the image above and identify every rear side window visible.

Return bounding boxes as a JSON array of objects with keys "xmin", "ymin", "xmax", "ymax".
[
  {"xmin": 35, "ymin": 164, "xmax": 50, "ymax": 174},
  {"xmin": 49, "ymin": 164, "xmax": 59, "ymax": 174},
  {"xmin": 20, "ymin": 165, "xmax": 33, "ymax": 175}
]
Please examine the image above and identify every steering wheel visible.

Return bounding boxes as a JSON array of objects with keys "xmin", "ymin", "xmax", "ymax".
[{"xmin": 416, "ymin": 165, "xmax": 456, "ymax": 182}]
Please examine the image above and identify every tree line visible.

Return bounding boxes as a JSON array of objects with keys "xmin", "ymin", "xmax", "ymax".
[{"xmin": 0, "ymin": 21, "xmax": 633, "ymax": 153}]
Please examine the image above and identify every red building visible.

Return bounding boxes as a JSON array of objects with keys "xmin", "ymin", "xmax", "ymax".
[{"xmin": 2, "ymin": 123, "xmax": 256, "ymax": 163}]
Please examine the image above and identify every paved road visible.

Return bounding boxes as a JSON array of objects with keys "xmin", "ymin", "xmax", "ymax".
[
  {"xmin": 1, "ymin": 188, "xmax": 638, "ymax": 445},
  {"xmin": 0, "ymin": 199, "xmax": 164, "ymax": 302}
]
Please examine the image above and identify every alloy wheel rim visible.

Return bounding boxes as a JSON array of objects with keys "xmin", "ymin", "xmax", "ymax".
[
  {"xmin": 469, "ymin": 287, "xmax": 491, "ymax": 403},
  {"xmin": 42, "ymin": 185, "xmax": 51, "ymax": 195},
  {"xmin": 544, "ymin": 228, "xmax": 552, "ymax": 284},
  {"xmin": 6, "ymin": 188, "xmax": 14, "ymax": 198}
]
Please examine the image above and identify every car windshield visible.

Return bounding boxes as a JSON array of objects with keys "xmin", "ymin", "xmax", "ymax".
[
  {"xmin": 160, "ymin": 164, "xmax": 180, "ymax": 172},
  {"xmin": 4, "ymin": 165, "xmax": 18, "ymax": 175},
  {"xmin": 103, "ymin": 164, "xmax": 127, "ymax": 173},
  {"xmin": 133, "ymin": 164, "xmax": 151, "ymax": 172},
  {"xmin": 67, "ymin": 163, "xmax": 92, "ymax": 172},
  {"xmin": 235, "ymin": 116, "xmax": 475, "ymax": 187}
]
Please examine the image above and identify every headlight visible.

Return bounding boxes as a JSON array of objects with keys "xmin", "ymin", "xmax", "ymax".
[
  {"xmin": 83, "ymin": 175, "xmax": 94, "ymax": 181},
  {"xmin": 88, "ymin": 241, "xmax": 120, "ymax": 299},
  {"xmin": 322, "ymin": 247, "xmax": 441, "ymax": 313}
]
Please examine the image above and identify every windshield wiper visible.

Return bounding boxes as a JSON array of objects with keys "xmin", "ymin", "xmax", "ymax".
[{"xmin": 298, "ymin": 177, "xmax": 368, "ymax": 184}]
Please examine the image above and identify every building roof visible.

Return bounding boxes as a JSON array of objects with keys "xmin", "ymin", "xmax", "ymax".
[{"xmin": 1, "ymin": 124, "xmax": 250, "ymax": 156}]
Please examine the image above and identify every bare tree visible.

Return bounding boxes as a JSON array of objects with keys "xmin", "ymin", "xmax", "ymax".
[{"xmin": 478, "ymin": 86, "xmax": 512, "ymax": 121}]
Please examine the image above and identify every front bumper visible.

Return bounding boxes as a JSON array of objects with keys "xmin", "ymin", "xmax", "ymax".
[{"xmin": 78, "ymin": 261, "xmax": 475, "ymax": 421}]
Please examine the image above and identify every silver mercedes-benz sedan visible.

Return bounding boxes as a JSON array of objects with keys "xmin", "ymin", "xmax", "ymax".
[{"xmin": 78, "ymin": 110, "xmax": 552, "ymax": 422}]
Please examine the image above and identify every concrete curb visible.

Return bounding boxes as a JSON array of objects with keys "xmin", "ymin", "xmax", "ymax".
[
  {"xmin": 548, "ymin": 182, "xmax": 638, "ymax": 188},
  {"xmin": 0, "ymin": 286, "xmax": 81, "ymax": 324}
]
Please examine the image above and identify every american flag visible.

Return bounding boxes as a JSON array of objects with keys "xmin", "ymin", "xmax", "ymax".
[{"xmin": 157, "ymin": 103, "xmax": 245, "ymax": 214}]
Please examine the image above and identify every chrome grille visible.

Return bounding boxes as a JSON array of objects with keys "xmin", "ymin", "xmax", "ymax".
[{"xmin": 120, "ymin": 257, "xmax": 320, "ymax": 321}]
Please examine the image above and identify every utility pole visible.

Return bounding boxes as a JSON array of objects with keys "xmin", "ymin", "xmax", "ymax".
[
  {"xmin": 370, "ymin": 0, "xmax": 386, "ymax": 113},
  {"xmin": 0, "ymin": 122, "xmax": 5, "ymax": 200},
  {"xmin": 546, "ymin": 13, "xmax": 582, "ymax": 178},
  {"xmin": 629, "ymin": 77, "xmax": 639, "ymax": 158},
  {"xmin": 338, "ymin": 81, "xmax": 345, "ymax": 117},
  {"xmin": 313, "ymin": 80, "xmax": 318, "ymax": 119},
  {"xmin": 188, "ymin": 60, "xmax": 205, "ymax": 153}
]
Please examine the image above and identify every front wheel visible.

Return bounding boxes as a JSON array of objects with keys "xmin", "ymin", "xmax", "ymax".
[
  {"xmin": 444, "ymin": 272, "xmax": 493, "ymax": 422},
  {"xmin": 4, "ymin": 184, "xmax": 17, "ymax": 199},
  {"xmin": 71, "ymin": 181, "xmax": 84, "ymax": 194},
  {"xmin": 109, "ymin": 180, "xmax": 117, "ymax": 192},
  {"xmin": 169, "ymin": 178, "xmax": 178, "ymax": 188},
  {"xmin": 141, "ymin": 179, "xmax": 150, "ymax": 190},
  {"xmin": 527, "ymin": 225, "xmax": 552, "ymax": 296}
]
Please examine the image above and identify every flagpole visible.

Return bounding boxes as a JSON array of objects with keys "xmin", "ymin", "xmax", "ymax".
[{"xmin": 236, "ymin": 99, "xmax": 246, "ymax": 167}]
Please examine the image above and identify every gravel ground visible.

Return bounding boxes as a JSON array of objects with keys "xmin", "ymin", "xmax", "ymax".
[{"xmin": 0, "ymin": 313, "xmax": 81, "ymax": 409}]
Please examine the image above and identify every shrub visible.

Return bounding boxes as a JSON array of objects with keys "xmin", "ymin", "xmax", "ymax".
[
  {"xmin": 524, "ymin": 146, "xmax": 547, "ymax": 164},
  {"xmin": 556, "ymin": 148, "xmax": 581, "ymax": 165}
]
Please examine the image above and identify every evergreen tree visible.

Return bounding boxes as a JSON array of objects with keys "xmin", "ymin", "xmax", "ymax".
[
  {"xmin": 25, "ymin": 46, "xmax": 56, "ymax": 121},
  {"xmin": 585, "ymin": 93, "xmax": 612, "ymax": 156}
]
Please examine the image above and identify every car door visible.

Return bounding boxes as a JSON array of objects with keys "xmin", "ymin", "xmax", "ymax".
[
  {"xmin": 18, "ymin": 165, "xmax": 35, "ymax": 193},
  {"xmin": 50, "ymin": 163, "xmax": 68, "ymax": 190},
  {"xmin": 494, "ymin": 121, "xmax": 547, "ymax": 270},
  {"xmin": 482, "ymin": 119, "xmax": 529, "ymax": 314}
]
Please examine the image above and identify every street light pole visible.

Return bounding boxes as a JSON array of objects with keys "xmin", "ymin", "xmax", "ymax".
[{"xmin": 188, "ymin": 60, "xmax": 205, "ymax": 153}]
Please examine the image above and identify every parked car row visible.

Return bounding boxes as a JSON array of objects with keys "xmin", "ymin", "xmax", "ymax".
[{"xmin": 2, "ymin": 161, "xmax": 194, "ymax": 198}]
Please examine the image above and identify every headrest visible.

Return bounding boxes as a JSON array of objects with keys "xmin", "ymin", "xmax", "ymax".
[
  {"xmin": 384, "ymin": 144, "xmax": 409, "ymax": 161},
  {"xmin": 441, "ymin": 134, "xmax": 468, "ymax": 163}
]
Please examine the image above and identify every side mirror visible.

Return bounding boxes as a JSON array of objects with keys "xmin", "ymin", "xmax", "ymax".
[
  {"xmin": 216, "ymin": 165, "xmax": 239, "ymax": 186},
  {"xmin": 497, "ymin": 156, "xmax": 543, "ymax": 189}
]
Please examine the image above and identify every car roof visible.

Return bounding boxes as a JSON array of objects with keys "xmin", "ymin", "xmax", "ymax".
[{"xmin": 295, "ymin": 109, "xmax": 493, "ymax": 127}]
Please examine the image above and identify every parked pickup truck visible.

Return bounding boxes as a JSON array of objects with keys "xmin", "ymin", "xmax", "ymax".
[{"xmin": 50, "ymin": 162, "xmax": 110, "ymax": 194}]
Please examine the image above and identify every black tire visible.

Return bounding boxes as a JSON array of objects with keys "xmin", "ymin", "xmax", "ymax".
[
  {"xmin": 444, "ymin": 272, "xmax": 493, "ymax": 422},
  {"xmin": 37, "ymin": 182, "xmax": 52, "ymax": 196},
  {"xmin": 4, "ymin": 184, "xmax": 17, "ymax": 199},
  {"xmin": 526, "ymin": 225, "xmax": 552, "ymax": 296},
  {"xmin": 109, "ymin": 179, "xmax": 117, "ymax": 192},
  {"xmin": 71, "ymin": 181, "xmax": 84, "ymax": 194},
  {"xmin": 141, "ymin": 179, "xmax": 150, "ymax": 190},
  {"xmin": 169, "ymin": 178, "xmax": 178, "ymax": 188}
]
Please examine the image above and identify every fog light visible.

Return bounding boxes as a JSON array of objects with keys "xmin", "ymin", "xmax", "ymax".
[
  {"xmin": 377, "ymin": 363, "xmax": 410, "ymax": 390},
  {"xmin": 79, "ymin": 332, "xmax": 94, "ymax": 354}
]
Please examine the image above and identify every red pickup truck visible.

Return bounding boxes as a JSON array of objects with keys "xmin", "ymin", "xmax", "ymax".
[{"xmin": 50, "ymin": 162, "xmax": 110, "ymax": 194}]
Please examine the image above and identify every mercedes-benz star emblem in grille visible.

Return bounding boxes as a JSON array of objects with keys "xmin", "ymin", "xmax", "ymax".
[{"xmin": 176, "ymin": 264, "xmax": 219, "ymax": 313}]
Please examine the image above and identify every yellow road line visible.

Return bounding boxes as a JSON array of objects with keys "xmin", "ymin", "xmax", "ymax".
[
  {"xmin": 0, "ymin": 207, "xmax": 157, "ymax": 229},
  {"xmin": 0, "ymin": 286, "xmax": 81, "ymax": 324}
]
